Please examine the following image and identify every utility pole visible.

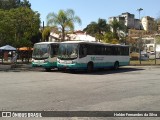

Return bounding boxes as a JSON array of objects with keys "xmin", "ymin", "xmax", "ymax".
[
  {"xmin": 137, "ymin": 8, "xmax": 143, "ymax": 64},
  {"xmin": 155, "ymin": 36, "xmax": 156, "ymax": 64},
  {"xmin": 154, "ymin": 34, "xmax": 160, "ymax": 64},
  {"xmin": 43, "ymin": 21, "xmax": 45, "ymax": 31}
]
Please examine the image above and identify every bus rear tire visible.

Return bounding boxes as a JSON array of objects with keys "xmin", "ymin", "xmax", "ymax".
[
  {"xmin": 87, "ymin": 62, "xmax": 94, "ymax": 73},
  {"xmin": 114, "ymin": 61, "xmax": 119, "ymax": 70}
]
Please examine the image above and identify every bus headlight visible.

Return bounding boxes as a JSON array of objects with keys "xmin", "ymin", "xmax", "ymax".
[
  {"xmin": 31, "ymin": 59, "xmax": 34, "ymax": 62},
  {"xmin": 57, "ymin": 59, "xmax": 60, "ymax": 63}
]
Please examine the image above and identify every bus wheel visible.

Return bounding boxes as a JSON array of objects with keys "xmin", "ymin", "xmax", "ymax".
[
  {"xmin": 87, "ymin": 62, "xmax": 94, "ymax": 73},
  {"xmin": 45, "ymin": 68, "xmax": 51, "ymax": 72},
  {"xmin": 114, "ymin": 61, "xmax": 119, "ymax": 70}
]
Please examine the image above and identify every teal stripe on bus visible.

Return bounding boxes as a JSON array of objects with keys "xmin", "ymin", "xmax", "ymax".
[
  {"xmin": 57, "ymin": 61, "xmax": 129, "ymax": 69},
  {"xmin": 42, "ymin": 62, "xmax": 57, "ymax": 68}
]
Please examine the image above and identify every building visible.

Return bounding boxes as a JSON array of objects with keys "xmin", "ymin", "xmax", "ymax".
[
  {"xmin": 121, "ymin": 12, "xmax": 135, "ymax": 29},
  {"xmin": 108, "ymin": 16, "xmax": 125, "ymax": 24},
  {"xmin": 108, "ymin": 12, "xmax": 141, "ymax": 30},
  {"xmin": 109, "ymin": 12, "xmax": 159, "ymax": 53},
  {"xmin": 134, "ymin": 19, "xmax": 142, "ymax": 30},
  {"xmin": 141, "ymin": 16, "xmax": 157, "ymax": 34},
  {"xmin": 108, "ymin": 12, "xmax": 158, "ymax": 33}
]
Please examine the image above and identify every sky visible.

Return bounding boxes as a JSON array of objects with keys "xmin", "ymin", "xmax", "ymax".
[{"xmin": 29, "ymin": 0, "xmax": 160, "ymax": 30}]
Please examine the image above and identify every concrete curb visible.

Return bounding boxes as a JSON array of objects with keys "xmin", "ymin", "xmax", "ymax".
[{"xmin": 0, "ymin": 65, "xmax": 11, "ymax": 70}]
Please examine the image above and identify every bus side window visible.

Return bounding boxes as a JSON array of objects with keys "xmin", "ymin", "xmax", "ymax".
[{"xmin": 79, "ymin": 44, "xmax": 87, "ymax": 58}]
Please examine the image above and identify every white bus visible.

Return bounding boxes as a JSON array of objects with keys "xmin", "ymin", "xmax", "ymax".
[
  {"xmin": 57, "ymin": 41, "xmax": 130, "ymax": 72},
  {"xmin": 32, "ymin": 42, "xmax": 59, "ymax": 71}
]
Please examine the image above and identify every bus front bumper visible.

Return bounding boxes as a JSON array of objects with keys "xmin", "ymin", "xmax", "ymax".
[
  {"xmin": 57, "ymin": 63, "xmax": 87, "ymax": 70},
  {"xmin": 42, "ymin": 62, "xmax": 57, "ymax": 69}
]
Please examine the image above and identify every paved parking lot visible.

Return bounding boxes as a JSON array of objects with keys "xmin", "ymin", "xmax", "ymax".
[{"xmin": 0, "ymin": 66, "xmax": 160, "ymax": 119}]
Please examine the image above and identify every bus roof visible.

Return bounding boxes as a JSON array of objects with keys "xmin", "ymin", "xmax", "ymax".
[
  {"xmin": 35, "ymin": 42, "xmax": 60, "ymax": 44},
  {"xmin": 60, "ymin": 41, "xmax": 129, "ymax": 47}
]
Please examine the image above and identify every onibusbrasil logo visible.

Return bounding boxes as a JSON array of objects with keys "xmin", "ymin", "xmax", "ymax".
[{"xmin": 91, "ymin": 57, "xmax": 95, "ymax": 61}]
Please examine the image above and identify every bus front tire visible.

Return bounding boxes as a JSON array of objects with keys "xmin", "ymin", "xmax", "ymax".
[{"xmin": 87, "ymin": 62, "xmax": 94, "ymax": 73}]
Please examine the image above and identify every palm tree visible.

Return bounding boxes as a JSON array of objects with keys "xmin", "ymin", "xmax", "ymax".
[
  {"xmin": 42, "ymin": 27, "xmax": 51, "ymax": 42},
  {"xmin": 110, "ymin": 18, "xmax": 126, "ymax": 40},
  {"xmin": 47, "ymin": 9, "xmax": 81, "ymax": 41},
  {"xmin": 83, "ymin": 21, "xmax": 98, "ymax": 37},
  {"xmin": 83, "ymin": 18, "xmax": 110, "ymax": 41}
]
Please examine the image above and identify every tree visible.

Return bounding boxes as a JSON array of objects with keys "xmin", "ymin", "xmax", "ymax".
[
  {"xmin": 42, "ymin": 27, "xmax": 51, "ymax": 42},
  {"xmin": 0, "ymin": 7, "xmax": 40, "ymax": 47},
  {"xmin": 20, "ymin": 0, "xmax": 31, "ymax": 8},
  {"xmin": 102, "ymin": 32, "xmax": 113, "ymax": 43},
  {"xmin": 110, "ymin": 18, "xmax": 126, "ymax": 40},
  {"xmin": 11, "ymin": 7, "xmax": 40, "ymax": 47},
  {"xmin": 47, "ymin": 9, "xmax": 81, "ymax": 41},
  {"xmin": 83, "ymin": 18, "xmax": 110, "ymax": 41},
  {"xmin": 83, "ymin": 22, "xmax": 98, "ymax": 37},
  {"xmin": 0, "ymin": 0, "xmax": 30, "ymax": 10},
  {"xmin": 30, "ymin": 31, "xmax": 42, "ymax": 45},
  {"xmin": 0, "ymin": 0, "xmax": 20, "ymax": 10},
  {"xmin": 155, "ymin": 35, "xmax": 160, "ymax": 44},
  {"xmin": 0, "ymin": 9, "xmax": 15, "ymax": 46}
]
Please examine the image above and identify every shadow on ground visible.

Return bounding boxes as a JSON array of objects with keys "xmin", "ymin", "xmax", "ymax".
[
  {"xmin": 0, "ymin": 65, "xmax": 145, "ymax": 75},
  {"xmin": 48, "ymin": 67, "xmax": 145, "ymax": 75}
]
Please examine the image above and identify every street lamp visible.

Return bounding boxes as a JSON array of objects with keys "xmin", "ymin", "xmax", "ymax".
[
  {"xmin": 155, "ymin": 35, "xmax": 157, "ymax": 64},
  {"xmin": 137, "ymin": 8, "xmax": 143, "ymax": 64},
  {"xmin": 154, "ymin": 34, "xmax": 160, "ymax": 64}
]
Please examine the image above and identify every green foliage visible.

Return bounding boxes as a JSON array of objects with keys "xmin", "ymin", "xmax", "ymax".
[
  {"xmin": 0, "ymin": 0, "xmax": 20, "ymax": 10},
  {"xmin": 102, "ymin": 32, "xmax": 113, "ymax": 43},
  {"xmin": 30, "ymin": 31, "xmax": 42, "ymax": 45},
  {"xmin": 95, "ymin": 33, "xmax": 103, "ymax": 42},
  {"xmin": 83, "ymin": 18, "xmax": 110, "ymax": 41},
  {"xmin": 155, "ymin": 35, "xmax": 160, "ymax": 44},
  {"xmin": 47, "ymin": 9, "xmax": 81, "ymax": 41},
  {"xmin": 83, "ymin": 22, "xmax": 98, "ymax": 37},
  {"xmin": 42, "ymin": 27, "xmax": 51, "ymax": 41},
  {"xmin": 156, "ymin": 16, "xmax": 160, "ymax": 26},
  {"xmin": 102, "ymin": 32, "xmax": 119, "ymax": 44},
  {"xmin": 0, "ymin": 0, "xmax": 31, "ymax": 10},
  {"xmin": 0, "ymin": 7, "xmax": 40, "ymax": 47},
  {"xmin": 19, "ymin": 0, "xmax": 31, "ymax": 8},
  {"xmin": 14, "ymin": 38, "xmax": 32, "ymax": 47},
  {"xmin": 110, "ymin": 18, "xmax": 126, "ymax": 40},
  {"xmin": 83, "ymin": 18, "xmax": 127, "ymax": 44}
]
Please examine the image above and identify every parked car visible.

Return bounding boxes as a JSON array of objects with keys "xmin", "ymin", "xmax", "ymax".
[
  {"xmin": 140, "ymin": 53, "xmax": 149, "ymax": 61},
  {"xmin": 150, "ymin": 51, "xmax": 155, "ymax": 55},
  {"xmin": 130, "ymin": 52, "xmax": 149, "ymax": 61}
]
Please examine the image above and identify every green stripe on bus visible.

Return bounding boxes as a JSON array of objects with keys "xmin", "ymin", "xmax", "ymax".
[
  {"xmin": 57, "ymin": 61, "xmax": 129, "ymax": 69},
  {"xmin": 42, "ymin": 62, "xmax": 57, "ymax": 68}
]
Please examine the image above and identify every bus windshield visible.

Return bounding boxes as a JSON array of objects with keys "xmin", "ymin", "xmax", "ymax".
[
  {"xmin": 32, "ymin": 44, "xmax": 49, "ymax": 59},
  {"xmin": 58, "ymin": 43, "xmax": 78, "ymax": 60}
]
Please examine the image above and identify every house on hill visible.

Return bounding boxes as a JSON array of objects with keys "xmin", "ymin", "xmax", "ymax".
[{"xmin": 49, "ymin": 30, "xmax": 96, "ymax": 42}]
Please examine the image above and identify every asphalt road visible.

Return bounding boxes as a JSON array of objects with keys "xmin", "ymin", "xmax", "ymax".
[{"xmin": 0, "ymin": 66, "xmax": 160, "ymax": 120}]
